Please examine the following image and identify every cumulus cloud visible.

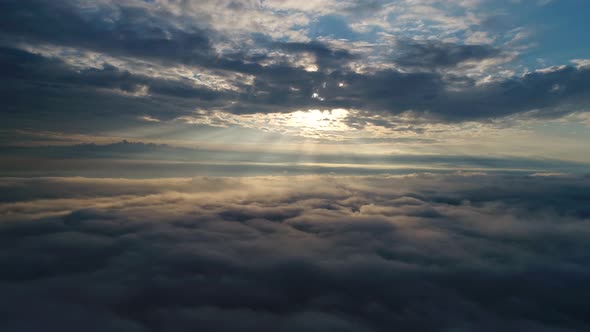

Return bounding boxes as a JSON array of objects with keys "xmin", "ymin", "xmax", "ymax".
[{"xmin": 1, "ymin": 174, "xmax": 589, "ymax": 331}]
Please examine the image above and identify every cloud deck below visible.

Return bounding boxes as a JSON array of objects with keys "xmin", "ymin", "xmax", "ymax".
[{"xmin": 1, "ymin": 174, "xmax": 589, "ymax": 331}]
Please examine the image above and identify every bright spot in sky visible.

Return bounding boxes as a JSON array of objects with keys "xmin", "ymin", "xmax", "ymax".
[
  {"xmin": 304, "ymin": 64, "xmax": 319, "ymax": 72},
  {"xmin": 311, "ymin": 92, "xmax": 325, "ymax": 100},
  {"xmin": 288, "ymin": 109, "xmax": 349, "ymax": 132},
  {"xmin": 179, "ymin": 109, "xmax": 352, "ymax": 139}
]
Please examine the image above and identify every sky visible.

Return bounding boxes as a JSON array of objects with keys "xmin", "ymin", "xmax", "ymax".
[
  {"xmin": 0, "ymin": 0, "xmax": 589, "ymax": 175},
  {"xmin": 1, "ymin": 1, "xmax": 590, "ymax": 331}
]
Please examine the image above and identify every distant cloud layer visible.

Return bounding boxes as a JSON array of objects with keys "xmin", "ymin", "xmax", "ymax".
[
  {"xmin": 2, "ymin": 142, "xmax": 589, "ymax": 177},
  {"xmin": 1, "ymin": 174, "xmax": 589, "ymax": 331}
]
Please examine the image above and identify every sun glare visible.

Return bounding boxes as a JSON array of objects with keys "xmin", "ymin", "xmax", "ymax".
[{"xmin": 288, "ymin": 109, "xmax": 349, "ymax": 131}]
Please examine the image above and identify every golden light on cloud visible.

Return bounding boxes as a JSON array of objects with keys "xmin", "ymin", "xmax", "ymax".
[
  {"xmin": 304, "ymin": 64, "xmax": 319, "ymax": 72},
  {"xmin": 179, "ymin": 109, "xmax": 352, "ymax": 139}
]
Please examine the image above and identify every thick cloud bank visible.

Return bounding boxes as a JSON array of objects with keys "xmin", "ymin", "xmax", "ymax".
[{"xmin": 1, "ymin": 174, "xmax": 590, "ymax": 331}]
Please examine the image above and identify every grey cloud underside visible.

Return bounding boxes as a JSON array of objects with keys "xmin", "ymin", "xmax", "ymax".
[
  {"xmin": 1, "ymin": 174, "xmax": 590, "ymax": 331},
  {"xmin": 1, "ymin": 0, "xmax": 589, "ymax": 129},
  {"xmin": 273, "ymin": 41, "xmax": 358, "ymax": 70},
  {"xmin": 0, "ymin": 0, "xmax": 214, "ymax": 65},
  {"xmin": 0, "ymin": 46, "xmax": 231, "ymax": 127},
  {"xmin": 393, "ymin": 39, "xmax": 503, "ymax": 69}
]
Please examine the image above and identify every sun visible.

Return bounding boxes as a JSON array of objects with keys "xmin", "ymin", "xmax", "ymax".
[{"xmin": 288, "ymin": 109, "xmax": 349, "ymax": 131}]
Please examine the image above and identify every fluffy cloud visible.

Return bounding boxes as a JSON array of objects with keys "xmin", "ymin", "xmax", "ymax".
[{"xmin": 1, "ymin": 174, "xmax": 589, "ymax": 331}]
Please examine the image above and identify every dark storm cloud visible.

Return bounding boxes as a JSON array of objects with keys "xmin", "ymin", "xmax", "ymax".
[{"xmin": 1, "ymin": 174, "xmax": 590, "ymax": 331}]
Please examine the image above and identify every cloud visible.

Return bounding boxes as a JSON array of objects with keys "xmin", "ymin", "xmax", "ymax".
[
  {"xmin": 0, "ymin": 0, "xmax": 213, "ymax": 64},
  {"xmin": 1, "ymin": 174, "xmax": 590, "ymax": 331},
  {"xmin": 1, "ymin": 0, "xmax": 589, "ymax": 133},
  {"xmin": 393, "ymin": 39, "xmax": 503, "ymax": 69},
  {"xmin": 0, "ymin": 47, "xmax": 224, "ymax": 100},
  {"xmin": 273, "ymin": 41, "xmax": 357, "ymax": 71},
  {"xmin": 2, "ymin": 141, "xmax": 590, "ymax": 177},
  {"xmin": 3, "ymin": 42, "xmax": 589, "ymax": 136},
  {"xmin": 0, "ymin": 46, "xmax": 234, "ymax": 132}
]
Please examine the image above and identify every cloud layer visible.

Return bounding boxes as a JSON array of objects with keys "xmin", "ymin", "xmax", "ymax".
[
  {"xmin": 2, "ymin": 141, "xmax": 590, "ymax": 177},
  {"xmin": 1, "ymin": 0, "xmax": 589, "ymax": 140},
  {"xmin": 1, "ymin": 174, "xmax": 590, "ymax": 331}
]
